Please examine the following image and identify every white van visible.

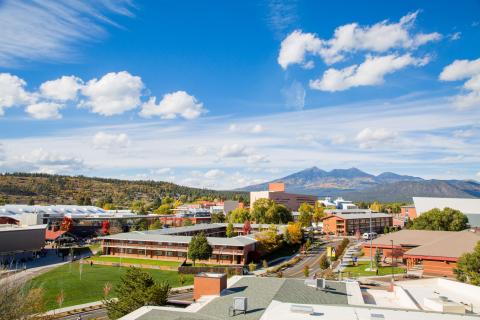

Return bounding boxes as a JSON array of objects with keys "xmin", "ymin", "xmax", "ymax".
[{"xmin": 362, "ymin": 232, "xmax": 377, "ymax": 240}]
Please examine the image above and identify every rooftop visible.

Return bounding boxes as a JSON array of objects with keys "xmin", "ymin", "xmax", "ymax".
[
  {"xmin": 366, "ymin": 229, "xmax": 457, "ymax": 247},
  {"xmin": 413, "ymin": 197, "xmax": 480, "ymax": 215}
]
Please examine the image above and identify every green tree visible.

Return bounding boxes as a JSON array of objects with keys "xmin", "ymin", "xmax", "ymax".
[
  {"xmin": 411, "ymin": 207, "xmax": 468, "ymax": 231},
  {"xmin": 251, "ymin": 198, "xmax": 275, "ymax": 223},
  {"xmin": 374, "ymin": 248, "xmax": 382, "ymax": 270},
  {"xmin": 383, "ymin": 226, "xmax": 390, "ymax": 234},
  {"xmin": 187, "ymin": 232, "xmax": 213, "ymax": 266},
  {"xmin": 305, "ymin": 238, "xmax": 312, "ymax": 252},
  {"xmin": 226, "ymin": 222, "xmax": 235, "ymax": 238},
  {"xmin": 319, "ymin": 255, "xmax": 330, "ymax": 270},
  {"xmin": 255, "ymin": 225, "xmax": 281, "ymax": 252},
  {"xmin": 154, "ymin": 204, "xmax": 172, "ymax": 215},
  {"xmin": 148, "ymin": 220, "xmax": 163, "ymax": 230},
  {"xmin": 454, "ymin": 241, "xmax": 480, "ymax": 285},
  {"xmin": 211, "ymin": 212, "xmax": 225, "ymax": 223},
  {"xmin": 227, "ymin": 208, "xmax": 250, "ymax": 223},
  {"xmin": 312, "ymin": 204, "xmax": 325, "ymax": 226},
  {"xmin": 298, "ymin": 203, "xmax": 314, "ymax": 228},
  {"xmin": 105, "ymin": 268, "xmax": 170, "ymax": 319},
  {"xmin": 303, "ymin": 265, "xmax": 310, "ymax": 277},
  {"xmin": 183, "ymin": 219, "xmax": 193, "ymax": 226},
  {"xmin": 130, "ymin": 200, "xmax": 147, "ymax": 215}
]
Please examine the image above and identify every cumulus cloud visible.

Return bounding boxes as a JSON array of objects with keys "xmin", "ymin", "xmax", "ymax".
[
  {"xmin": 355, "ymin": 128, "xmax": 397, "ymax": 148},
  {"xmin": 17, "ymin": 148, "xmax": 85, "ymax": 174},
  {"xmin": 0, "ymin": 73, "xmax": 34, "ymax": 116},
  {"xmin": 26, "ymin": 102, "xmax": 63, "ymax": 120},
  {"xmin": 278, "ymin": 11, "xmax": 440, "ymax": 68},
  {"xmin": 139, "ymin": 91, "xmax": 205, "ymax": 119},
  {"xmin": 204, "ymin": 169, "xmax": 225, "ymax": 179},
  {"xmin": 81, "ymin": 71, "xmax": 144, "ymax": 116},
  {"xmin": 251, "ymin": 124, "xmax": 264, "ymax": 133},
  {"xmin": 92, "ymin": 132, "xmax": 130, "ymax": 150},
  {"xmin": 40, "ymin": 76, "xmax": 83, "ymax": 101},
  {"xmin": 440, "ymin": 58, "xmax": 480, "ymax": 109},
  {"xmin": 219, "ymin": 144, "xmax": 249, "ymax": 158},
  {"xmin": 310, "ymin": 54, "xmax": 429, "ymax": 92},
  {"xmin": 277, "ymin": 30, "xmax": 323, "ymax": 69}
]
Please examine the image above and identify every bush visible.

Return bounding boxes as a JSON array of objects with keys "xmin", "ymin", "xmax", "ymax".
[
  {"xmin": 248, "ymin": 262, "xmax": 256, "ymax": 272},
  {"xmin": 319, "ymin": 255, "xmax": 330, "ymax": 270},
  {"xmin": 303, "ymin": 265, "xmax": 310, "ymax": 277},
  {"xmin": 262, "ymin": 260, "xmax": 268, "ymax": 269}
]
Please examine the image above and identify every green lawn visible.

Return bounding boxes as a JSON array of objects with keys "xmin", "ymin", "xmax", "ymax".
[
  {"xmin": 28, "ymin": 262, "xmax": 193, "ymax": 310},
  {"xmin": 89, "ymin": 256, "xmax": 182, "ymax": 267},
  {"xmin": 342, "ymin": 261, "xmax": 406, "ymax": 277}
]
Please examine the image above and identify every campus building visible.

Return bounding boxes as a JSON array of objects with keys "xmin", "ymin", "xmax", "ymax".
[
  {"xmin": 0, "ymin": 224, "xmax": 46, "ymax": 263},
  {"xmin": 413, "ymin": 197, "xmax": 480, "ymax": 227},
  {"xmin": 250, "ymin": 183, "xmax": 317, "ymax": 211},
  {"xmin": 100, "ymin": 223, "xmax": 272, "ymax": 265},
  {"xmin": 322, "ymin": 209, "xmax": 393, "ymax": 235},
  {"xmin": 121, "ymin": 274, "xmax": 480, "ymax": 319},
  {"xmin": 362, "ymin": 229, "xmax": 480, "ymax": 277}
]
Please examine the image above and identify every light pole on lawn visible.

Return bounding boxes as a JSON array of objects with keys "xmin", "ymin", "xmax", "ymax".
[
  {"xmin": 369, "ymin": 210, "xmax": 373, "ymax": 271},
  {"xmin": 390, "ymin": 239, "xmax": 394, "ymax": 283}
]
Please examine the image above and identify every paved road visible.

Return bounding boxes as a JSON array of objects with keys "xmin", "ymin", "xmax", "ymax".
[{"xmin": 282, "ymin": 240, "xmax": 341, "ymax": 278}]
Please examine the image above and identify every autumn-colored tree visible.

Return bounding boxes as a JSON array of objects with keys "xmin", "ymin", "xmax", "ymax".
[
  {"xmin": 226, "ymin": 222, "xmax": 235, "ymax": 238},
  {"xmin": 255, "ymin": 225, "xmax": 281, "ymax": 252},
  {"xmin": 154, "ymin": 204, "xmax": 172, "ymax": 215},
  {"xmin": 298, "ymin": 202, "xmax": 314, "ymax": 228},
  {"xmin": 227, "ymin": 208, "xmax": 251, "ymax": 223},
  {"xmin": 243, "ymin": 220, "xmax": 252, "ymax": 234},
  {"xmin": 370, "ymin": 201, "xmax": 382, "ymax": 213},
  {"xmin": 285, "ymin": 222, "xmax": 303, "ymax": 245},
  {"xmin": 313, "ymin": 204, "xmax": 325, "ymax": 226}
]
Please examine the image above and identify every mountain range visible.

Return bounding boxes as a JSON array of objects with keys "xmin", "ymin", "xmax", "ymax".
[{"xmin": 239, "ymin": 167, "xmax": 480, "ymax": 202}]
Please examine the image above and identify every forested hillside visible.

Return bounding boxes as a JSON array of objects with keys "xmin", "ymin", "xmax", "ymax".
[{"xmin": 0, "ymin": 173, "xmax": 248, "ymax": 208}]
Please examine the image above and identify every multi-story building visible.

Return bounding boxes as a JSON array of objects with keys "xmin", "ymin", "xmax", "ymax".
[
  {"xmin": 100, "ymin": 223, "xmax": 271, "ymax": 265},
  {"xmin": 322, "ymin": 209, "xmax": 393, "ymax": 235},
  {"xmin": 0, "ymin": 224, "xmax": 46, "ymax": 263},
  {"xmin": 250, "ymin": 183, "xmax": 317, "ymax": 211}
]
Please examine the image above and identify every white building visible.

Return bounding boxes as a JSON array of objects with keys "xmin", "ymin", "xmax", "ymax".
[{"xmin": 413, "ymin": 197, "xmax": 480, "ymax": 226}]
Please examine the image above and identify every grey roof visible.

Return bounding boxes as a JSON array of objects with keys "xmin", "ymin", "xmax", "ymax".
[
  {"xmin": 101, "ymin": 225, "xmax": 257, "ymax": 247},
  {"xmin": 0, "ymin": 204, "xmax": 106, "ymax": 215},
  {"xmin": 136, "ymin": 277, "xmax": 348, "ymax": 320},
  {"xmin": 325, "ymin": 212, "xmax": 393, "ymax": 220}
]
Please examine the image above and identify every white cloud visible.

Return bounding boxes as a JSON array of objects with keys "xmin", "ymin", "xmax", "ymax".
[
  {"xmin": 92, "ymin": 132, "xmax": 130, "ymax": 150},
  {"xmin": 40, "ymin": 76, "xmax": 83, "ymax": 101},
  {"xmin": 152, "ymin": 168, "xmax": 173, "ymax": 175},
  {"xmin": 0, "ymin": 73, "xmax": 34, "ymax": 116},
  {"xmin": 453, "ymin": 129, "xmax": 475, "ymax": 138},
  {"xmin": 16, "ymin": 148, "xmax": 85, "ymax": 174},
  {"xmin": 26, "ymin": 102, "xmax": 63, "ymax": 120},
  {"xmin": 0, "ymin": 1, "xmax": 134, "ymax": 67},
  {"xmin": 440, "ymin": 58, "xmax": 480, "ymax": 109},
  {"xmin": 449, "ymin": 32, "xmax": 461, "ymax": 41},
  {"xmin": 282, "ymin": 81, "xmax": 306, "ymax": 110},
  {"xmin": 330, "ymin": 134, "xmax": 347, "ymax": 145},
  {"xmin": 219, "ymin": 144, "xmax": 249, "ymax": 158},
  {"xmin": 355, "ymin": 128, "xmax": 397, "ymax": 148},
  {"xmin": 278, "ymin": 11, "xmax": 440, "ymax": 68},
  {"xmin": 229, "ymin": 124, "xmax": 238, "ymax": 132},
  {"xmin": 477, "ymin": 171, "xmax": 480, "ymax": 178},
  {"xmin": 246, "ymin": 154, "xmax": 269, "ymax": 164},
  {"xmin": 81, "ymin": 71, "xmax": 144, "ymax": 116},
  {"xmin": 139, "ymin": 91, "xmax": 205, "ymax": 119},
  {"xmin": 277, "ymin": 30, "xmax": 323, "ymax": 69},
  {"xmin": 204, "ymin": 169, "xmax": 225, "ymax": 179},
  {"xmin": 310, "ymin": 54, "xmax": 429, "ymax": 92},
  {"xmin": 194, "ymin": 146, "xmax": 208, "ymax": 156},
  {"xmin": 251, "ymin": 124, "xmax": 264, "ymax": 133}
]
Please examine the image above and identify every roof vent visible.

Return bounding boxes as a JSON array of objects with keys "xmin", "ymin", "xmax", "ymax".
[
  {"xmin": 229, "ymin": 297, "xmax": 247, "ymax": 316},
  {"xmin": 290, "ymin": 305, "xmax": 314, "ymax": 314},
  {"xmin": 371, "ymin": 313, "xmax": 385, "ymax": 319}
]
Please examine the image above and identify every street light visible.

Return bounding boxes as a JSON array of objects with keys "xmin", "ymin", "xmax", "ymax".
[
  {"xmin": 390, "ymin": 239, "xmax": 394, "ymax": 283},
  {"xmin": 369, "ymin": 210, "xmax": 373, "ymax": 271}
]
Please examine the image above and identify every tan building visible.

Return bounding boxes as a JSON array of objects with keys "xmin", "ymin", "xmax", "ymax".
[
  {"xmin": 250, "ymin": 183, "xmax": 317, "ymax": 211},
  {"xmin": 363, "ymin": 229, "xmax": 480, "ymax": 277},
  {"xmin": 322, "ymin": 210, "xmax": 393, "ymax": 236}
]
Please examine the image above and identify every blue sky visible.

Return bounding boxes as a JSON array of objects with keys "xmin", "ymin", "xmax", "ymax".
[{"xmin": 0, "ymin": 0, "xmax": 479, "ymax": 189}]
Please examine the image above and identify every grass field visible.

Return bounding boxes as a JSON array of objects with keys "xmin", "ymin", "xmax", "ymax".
[
  {"xmin": 89, "ymin": 256, "xmax": 182, "ymax": 267},
  {"xmin": 342, "ymin": 261, "xmax": 406, "ymax": 277},
  {"xmin": 28, "ymin": 262, "xmax": 193, "ymax": 310}
]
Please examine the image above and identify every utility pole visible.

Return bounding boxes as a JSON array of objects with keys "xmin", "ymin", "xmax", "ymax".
[
  {"xmin": 390, "ymin": 239, "xmax": 394, "ymax": 282},
  {"xmin": 369, "ymin": 210, "xmax": 373, "ymax": 271}
]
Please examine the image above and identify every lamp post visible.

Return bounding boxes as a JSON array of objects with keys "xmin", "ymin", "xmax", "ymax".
[
  {"xmin": 390, "ymin": 239, "xmax": 394, "ymax": 283},
  {"xmin": 369, "ymin": 210, "xmax": 373, "ymax": 271}
]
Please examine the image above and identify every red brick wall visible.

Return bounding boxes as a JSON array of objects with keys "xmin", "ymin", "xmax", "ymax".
[
  {"xmin": 193, "ymin": 275, "xmax": 227, "ymax": 300},
  {"xmin": 323, "ymin": 217, "xmax": 344, "ymax": 234}
]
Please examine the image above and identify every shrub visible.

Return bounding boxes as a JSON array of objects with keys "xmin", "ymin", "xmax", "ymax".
[
  {"xmin": 248, "ymin": 262, "xmax": 256, "ymax": 272},
  {"xmin": 319, "ymin": 255, "xmax": 330, "ymax": 270}
]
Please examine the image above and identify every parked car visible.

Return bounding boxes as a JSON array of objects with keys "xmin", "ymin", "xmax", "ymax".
[{"xmin": 362, "ymin": 232, "xmax": 377, "ymax": 240}]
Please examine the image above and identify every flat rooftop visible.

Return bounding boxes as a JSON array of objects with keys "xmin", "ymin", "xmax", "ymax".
[{"xmin": 131, "ymin": 277, "xmax": 348, "ymax": 320}]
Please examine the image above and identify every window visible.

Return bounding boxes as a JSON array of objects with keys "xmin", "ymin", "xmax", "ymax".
[{"xmin": 166, "ymin": 251, "xmax": 173, "ymax": 256}]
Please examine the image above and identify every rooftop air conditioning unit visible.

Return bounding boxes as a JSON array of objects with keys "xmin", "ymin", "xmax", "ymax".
[
  {"xmin": 290, "ymin": 305, "xmax": 314, "ymax": 314},
  {"xmin": 229, "ymin": 297, "xmax": 247, "ymax": 316}
]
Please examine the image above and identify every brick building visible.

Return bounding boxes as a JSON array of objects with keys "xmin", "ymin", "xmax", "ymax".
[
  {"xmin": 250, "ymin": 183, "xmax": 317, "ymax": 212},
  {"xmin": 322, "ymin": 210, "xmax": 393, "ymax": 235}
]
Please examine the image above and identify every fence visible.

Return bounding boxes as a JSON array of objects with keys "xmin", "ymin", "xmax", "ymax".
[{"xmin": 178, "ymin": 265, "xmax": 245, "ymax": 275}]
